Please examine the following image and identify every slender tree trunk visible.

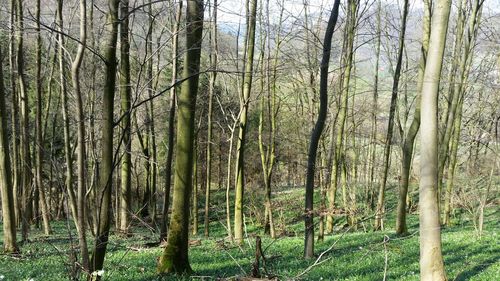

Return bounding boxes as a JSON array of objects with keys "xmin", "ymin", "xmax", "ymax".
[
  {"xmin": 119, "ymin": 0, "xmax": 132, "ymax": 233},
  {"xmin": 157, "ymin": 0, "xmax": 204, "ymax": 273},
  {"xmin": 234, "ymin": 0, "xmax": 258, "ymax": 245},
  {"xmin": 160, "ymin": 0, "xmax": 182, "ymax": 242},
  {"xmin": 443, "ymin": 96, "xmax": 464, "ymax": 226},
  {"xmin": 396, "ymin": 0, "xmax": 431, "ymax": 235},
  {"xmin": 0, "ymin": 46, "xmax": 19, "ymax": 253},
  {"xmin": 35, "ymin": 0, "xmax": 52, "ymax": 236},
  {"xmin": 16, "ymin": 0, "xmax": 31, "ymax": 242},
  {"xmin": 374, "ymin": 0, "xmax": 409, "ymax": 231},
  {"xmin": 368, "ymin": 0, "xmax": 381, "ymax": 210},
  {"xmin": 204, "ymin": 0, "xmax": 218, "ymax": 238},
  {"xmin": 326, "ymin": 0, "xmax": 357, "ymax": 234},
  {"xmin": 9, "ymin": 0, "xmax": 20, "ymax": 227},
  {"xmin": 419, "ymin": 0, "xmax": 451, "ymax": 278},
  {"xmin": 57, "ymin": 0, "xmax": 79, "ymax": 228},
  {"xmin": 304, "ymin": 0, "xmax": 340, "ymax": 258},
  {"xmin": 71, "ymin": 0, "xmax": 90, "ymax": 270},
  {"xmin": 91, "ymin": 0, "xmax": 119, "ymax": 272}
]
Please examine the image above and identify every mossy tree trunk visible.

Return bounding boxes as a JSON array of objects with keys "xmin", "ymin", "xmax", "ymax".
[
  {"xmin": 0, "ymin": 46, "xmax": 19, "ymax": 253},
  {"xmin": 119, "ymin": 0, "xmax": 132, "ymax": 233},
  {"xmin": 234, "ymin": 0, "xmax": 257, "ymax": 245},
  {"xmin": 157, "ymin": 0, "xmax": 204, "ymax": 274},
  {"xmin": 160, "ymin": 0, "xmax": 182, "ymax": 243},
  {"xmin": 91, "ymin": 0, "xmax": 119, "ymax": 273}
]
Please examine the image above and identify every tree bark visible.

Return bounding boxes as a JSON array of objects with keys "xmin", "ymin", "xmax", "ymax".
[
  {"xmin": 160, "ymin": 0, "xmax": 182, "ymax": 242},
  {"xmin": 35, "ymin": 0, "xmax": 52, "ymax": 236},
  {"xmin": 91, "ymin": 0, "xmax": 119, "ymax": 273},
  {"xmin": 204, "ymin": 0, "xmax": 218, "ymax": 238},
  {"xmin": 0, "ymin": 46, "xmax": 19, "ymax": 253},
  {"xmin": 304, "ymin": 0, "xmax": 340, "ymax": 258},
  {"xmin": 71, "ymin": 0, "xmax": 90, "ymax": 270},
  {"xmin": 157, "ymin": 0, "xmax": 204, "ymax": 274},
  {"xmin": 395, "ymin": 0, "xmax": 431, "ymax": 236},
  {"xmin": 119, "ymin": 0, "xmax": 132, "ymax": 233},
  {"xmin": 374, "ymin": 0, "xmax": 409, "ymax": 231},
  {"xmin": 234, "ymin": 0, "xmax": 258, "ymax": 245},
  {"xmin": 419, "ymin": 0, "xmax": 451, "ymax": 278}
]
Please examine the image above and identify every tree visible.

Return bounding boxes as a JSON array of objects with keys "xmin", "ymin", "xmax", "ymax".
[
  {"xmin": 204, "ymin": 0, "xmax": 218, "ymax": 238},
  {"xmin": 234, "ymin": 0, "xmax": 257, "ymax": 245},
  {"xmin": 418, "ymin": 0, "xmax": 451, "ymax": 278},
  {"xmin": 160, "ymin": 0, "xmax": 183, "ymax": 243},
  {"xmin": 396, "ymin": 0, "xmax": 430, "ymax": 236},
  {"xmin": 71, "ymin": 0, "xmax": 90, "ymax": 270},
  {"xmin": 0, "ymin": 46, "xmax": 18, "ymax": 253},
  {"xmin": 304, "ymin": 0, "xmax": 341, "ymax": 258},
  {"xmin": 91, "ymin": 0, "xmax": 119, "ymax": 273},
  {"xmin": 157, "ymin": 0, "xmax": 204, "ymax": 273},
  {"xmin": 374, "ymin": 0, "xmax": 409, "ymax": 231},
  {"xmin": 119, "ymin": 0, "xmax": 132, "ymax": 233}
]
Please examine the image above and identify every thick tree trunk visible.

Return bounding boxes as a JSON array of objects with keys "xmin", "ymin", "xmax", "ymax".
[
  {"xmin": 157, "ymin": 0, "xmax": 204, "ymax": 274},
  {"xmin": 0, "ymin": 46, "xmax": 19, "ymax": 253},
  {"xmin": 91, "ymin": 0, "xmax": 119, "ymax": 273},
  {"xmin": 304, "ymin": 0, "xmax": 340, "ymax": 258},
  {"xmin": 419, "ymin": 0, "xmax": 451, "ymax": 278}
]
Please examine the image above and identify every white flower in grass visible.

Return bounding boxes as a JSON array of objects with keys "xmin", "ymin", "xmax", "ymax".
[
  {"xmin": 92, "ymin": 270, "xmax": 105, "ymax": 277},
  {"xmin": 0, "ymin": 275, "xmax": 5, "ymax": 280}
]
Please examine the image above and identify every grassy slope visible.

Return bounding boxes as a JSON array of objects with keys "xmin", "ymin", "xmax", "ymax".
[{"xmin": 0, "ymin": 186, "xmax": 498, "ymax": 280}]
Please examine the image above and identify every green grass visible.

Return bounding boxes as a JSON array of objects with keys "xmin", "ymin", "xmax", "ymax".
[{"xmin": 1, "ymin": 186, "xmax": 498, "ymax": 280}]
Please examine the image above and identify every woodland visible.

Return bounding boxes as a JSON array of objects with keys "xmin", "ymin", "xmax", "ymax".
[{"xmin": 0, "ymin": 0, "xmax": 498, "ymax": 280}]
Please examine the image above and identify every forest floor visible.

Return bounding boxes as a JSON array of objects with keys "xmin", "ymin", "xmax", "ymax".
[{"xmin": 0, "ymin": 185, "xmax": 499, "ymax": 280}]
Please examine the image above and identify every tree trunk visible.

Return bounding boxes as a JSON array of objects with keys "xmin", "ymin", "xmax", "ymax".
[
  {"xmin": 0, "ymin": 46, "xmax": 19, "ymax": 253},
  {"xmin": 157, "ymin": 0, "xmax": 204, "ymax": 274},
  {"xmin": 326, "ymin": 0, "xmax": 357, "ymax": 234},
  {"xmin": 395, "ymin": 0, "xmax": 431, "ymax": 236},
  {"xmin": 35, "ymin": 0, "xmax": 52, "ymax": 236},
  {"xmin": 304, "ymin": 0, "xmax": 340, "ymax": 258},
  {"xmin": 234, "ymin": 0, "xmax": 258, "ymax": 245},
  {"xmin": 119, "ymin": 0, "xmax": 132, "ymax": 233},
  {"xmin": 16, "ymin": 0, "xmax": 31, "ymax": 242},
  {"xmin": 374, "ymin": 0, "xmax": 409, "ymax": 231},
  {"xmin": 204, "ymin": 0, "xmax": 218, "ymax": 238},
  {"xmin": 57, "ymin": 0, "xmax": 79, "ymax": 230},
  {"xmin": 91, "ymin": 0, "xmax": 119, "ymax": 273},
  {"xmin": 419, "ymin": 0, "xmax": 451, "ymax": 278},
  {"xmin": 160, "ymin": 0, "xmax": 182, "ymax": 243},
  {"xmin": 71, "ymin": 0, "xmax": 90, "ymax": 270}
]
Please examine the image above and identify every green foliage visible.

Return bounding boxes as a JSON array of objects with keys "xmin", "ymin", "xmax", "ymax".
[{"xmin": 0, "ymin": 187, "xmax": 498, "ymax": 280}]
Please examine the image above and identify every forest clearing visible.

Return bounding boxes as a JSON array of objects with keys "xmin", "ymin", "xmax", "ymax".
[{"xmin": 0, "ymin": 0, "xmax": 499, "ymax": 280}]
